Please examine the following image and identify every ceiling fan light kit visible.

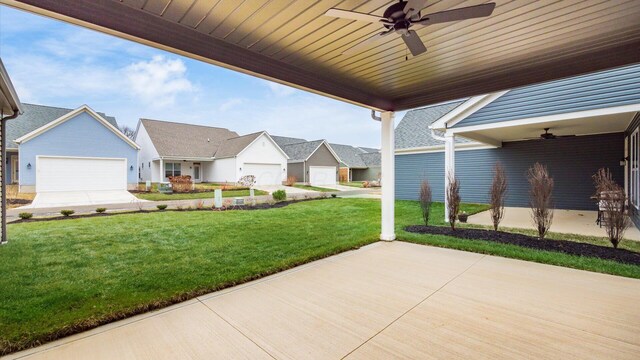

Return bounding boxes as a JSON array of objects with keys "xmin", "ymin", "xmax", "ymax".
[{"xmin": 325, "ymin": 1, "xmax": 496, "ymax": 57}]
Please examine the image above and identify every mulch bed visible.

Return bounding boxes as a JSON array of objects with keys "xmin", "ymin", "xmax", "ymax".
[
  {"xmin": 8, "ymin": 199, "xmax": 31, "ymax": 206},
  {"xmin": 404, "ymin": 225, "xmax": 640, "ymax": 266},
  {"xmin": 9, "ymin": 198, "xmax": 329, "ymax": 224}
]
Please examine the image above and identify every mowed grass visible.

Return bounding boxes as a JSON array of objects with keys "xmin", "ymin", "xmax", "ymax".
[
  {"xmin": 2, "ymin": 199, "xmax": 640, "ymax": 354},
  {"xmin": 133, "ymin": 189, "xmax": 268, "ymax": 201},
  {"xmin": 292, "ymin": 184, "xmax": 337, "ymax": 192}
]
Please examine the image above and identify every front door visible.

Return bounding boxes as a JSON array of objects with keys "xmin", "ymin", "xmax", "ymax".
[
  {"xmin": 193, "ymin": 164, "xmax": 201, "ymax": 183},
  {"xmin": 11, "ymin": 156, "xmax": 18, "ymax": 184}
]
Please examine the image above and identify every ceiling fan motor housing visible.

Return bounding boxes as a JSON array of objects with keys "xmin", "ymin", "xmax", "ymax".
[{"xmin": 383, "ymin": 1, "xmax": 416, "ymax": 32}]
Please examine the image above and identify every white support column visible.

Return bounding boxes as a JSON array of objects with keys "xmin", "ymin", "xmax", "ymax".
[
  {"xmin": 159, "ymin": 159, "xmax": 164, "ymax": 182},
  {"xmin": 444, "ymin": 133, "xmax": 455, "ymax": 221},
  {"xmin": 380, "ymin": 111, "xmax": 395, "ymax": 241}
]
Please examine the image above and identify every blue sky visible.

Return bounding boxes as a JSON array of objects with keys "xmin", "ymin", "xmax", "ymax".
[{"xmin": 0, "ymin": 5, "xmax": 399, "ymax": 148}]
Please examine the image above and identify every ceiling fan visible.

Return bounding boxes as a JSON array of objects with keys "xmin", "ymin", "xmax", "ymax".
[
  {"xmin": 526, "ymin": 128, "xmax": 576, "ymax": 141},
  {"xmin": 325, "ymin": 0, "xmax": 496, "ymax": 56}
]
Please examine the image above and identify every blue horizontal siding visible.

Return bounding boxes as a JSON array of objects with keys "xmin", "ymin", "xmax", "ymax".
[
  {"xmin": 396, "ymin": 133, "xmax": 624, "ymax": 210},
  {"xmin": 454, "ymin": 64, "xmax": 640, "ymax": 128}
]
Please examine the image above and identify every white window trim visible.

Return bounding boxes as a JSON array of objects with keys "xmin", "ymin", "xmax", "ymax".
[{"xmin": 631, "ymin": 128, "xmax": 639, "ymax": 209}]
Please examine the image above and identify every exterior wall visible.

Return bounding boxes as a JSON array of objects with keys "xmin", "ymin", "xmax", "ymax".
[
  {"xmin": 304, "ymin": 143, "xmax": 339, "ymax": 183},
  {"xmin": 287, "ymin": 162, "xmax": 305, "ymax": 182},
  {"xmin": 455, "ymin": 64, "xmax": 640, "ymax": 128},
  {"xmin": 6, "ymin": 151, "xmax": 17, "ymax": 184},
  {"xmin": 236, "ymin": 133, "xmax": 287, "ymax": 183},
  {"xmin": 625, "ymin": 115, "xmax": 640, "ymax": 228},
  {"xmin": 396, "ymin": 133, "xmax": 624, "ymax": 210},
  {"xmin": 352, "ymin": 166, "xmax": 381, "ymax": 181},
  {"xmin": 209, "ymin": 157, "xmax": 237, "ymax": 183},
  {"xmin": 19, "ymin": 111, "xmax": 138, "ymax": 190},
  {"xmin": 134, "ymin": 122, "xmax": 159, "ymax": 182}
]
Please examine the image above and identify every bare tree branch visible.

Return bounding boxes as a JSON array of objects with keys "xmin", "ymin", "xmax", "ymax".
[
  {"xmin": 528, "ymin": 163, "xmax": 554, "ymax": 240},
  {"xmin": 489, "ymin": 162, "xmax": 508, "ymax": 231}
]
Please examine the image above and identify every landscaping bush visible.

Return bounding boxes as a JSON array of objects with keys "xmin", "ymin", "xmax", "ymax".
[
  {"xmin": 168, "ymin": 175, "xmax": 192, "ymax": 193},
  {"xmin": 60, "ymin": 210, "xmax": 75, "ymax": 217},
  {"xmin": 96, "ymin": 208, "xmax": 107, "ymax": 213},
  {"xmin": 272, "ymin": 189, "xmax": 286, "ymax": 201},
  {"xmin": 237, "ymin": 175, "xmax": 256, "ymax": 188},
  {"xmin": 195, "ymin": 200, "xmax": 205, "ymax": 209},
  {"xmin": 528, "ymin": 162, "xmax": 554, "ymax": 240},
  {"xmin": 18, "ymin": 212, "xmax": 32, "ymax": 220},
  {"xmin": 489, "ymin": 162, "xmax": 508, "ymax": 231},
  {"xmin": 362, "ymin": 181, "xmax": 370, "ymax": 188},
  {"xmin": 593, "ymin": 167, "xmax": 630, "ymax": 248},
  {"xmin": 156, "ymin": 204, "xmax": 167, "ymax": 210},
  {"xmin": 446, "ymin": 172, "xmax": 461, "ymax": 230},
  {"xmin": 419, "ymin": 179, "xmax": 432, "ymax": 226},
  {"xmin": 285, "ymin": 175, "xmax": 297, "ymax": 186}
]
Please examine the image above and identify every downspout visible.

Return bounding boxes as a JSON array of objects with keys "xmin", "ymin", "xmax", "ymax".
[{"xmin": 1, "ymin": 110, "xmax": 19, "ymax": 245}]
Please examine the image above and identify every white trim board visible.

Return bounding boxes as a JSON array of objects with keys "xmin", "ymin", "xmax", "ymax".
[
  {"xmin": 395, "ymin": 142, "xmax": 495, "ymax": 155},
  {"xmin": 430, "ymin": 91, "xmax": 508, "ymax": 130},
  {"xmin": 15, "ymin": 105, "xmax": 140, "ymax": 150},
  {"xmin": 449, "ymin": 103, "xmax": 640, "ymax": 134}
]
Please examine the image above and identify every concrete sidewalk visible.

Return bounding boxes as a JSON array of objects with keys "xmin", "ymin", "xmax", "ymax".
[{"xmin": 8, "ymin": 241, "xmax": 640, "ymax": 359}]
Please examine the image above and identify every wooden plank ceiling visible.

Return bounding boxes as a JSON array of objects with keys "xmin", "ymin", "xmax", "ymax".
[{"xmin": 3, "ymin": 0, "xmax": 640, "ymax": 111}]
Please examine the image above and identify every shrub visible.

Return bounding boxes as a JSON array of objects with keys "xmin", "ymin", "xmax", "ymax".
[
  {"xmin": 272, "ymin": 189, "xmax": 286, "ymax": 201},
  {"xmin": 237, "ymin": 175, "xmax": 256, "ymax": 188},
  {"xmin": 362, "ymin": 181, "xmax": 370, "ymax": 188},
  {"xmin": 96, "ymin": 208, "xmax": 107, "ymax": 213},
  {"xmin": 446, "ymin": 172, "xmax": 461, "ymax": 230},
  {"xmin": 168, "ymin": 175, "xmax": 192, "ymax": 193},
  {"xmin": 6, "ymin": 185, "xmax": 18, "ymax": 200},
  {"xmin": 419, "ymin": 179, "xmax": 432, "ymax": 226},
  {"xmin": 528, "ymin": 163, "xmax": 554, "ymax": 240},
  {"xmin": 18, "ymin": 212, "xmax": 33, "ymax": 220},
  {"xmin": 195, "ymin": 200, "xmax": 205, "ymax": 209},
  {"xmin": 60, "ymin": 210, "xmax": 75, "ymax": 217},
  {"xmin": 489, "ymin": 162, "xmax": 508, "ymax": 231},
  {"xmin": 331, "ymin": 194, "xmax": 337, "ymax": 198},
  {"xmin": 593, "ymin": 168, "xmax": 630, "ymax": 248},
  {"xmin": 285, "ymin": 175, "xmax": 297, "ymax": 186},
  {"xmin": 156, "ymin": 204, "xmax": 168, "ymax": 210}
]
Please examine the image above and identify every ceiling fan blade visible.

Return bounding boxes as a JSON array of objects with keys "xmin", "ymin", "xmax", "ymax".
[
  {"xmin": 325, "ymin": 8, "xmax": 383, "ymax": 23},
  {"xmin": 415, "ymin": 3, "xmax": 496, "ymax": 26},
  {"xmin": 404, "ymin": 0, "xmax": 429, "ymax": 20},
  {"xmin": 401, "ymin": 30, "xmax": 427, "ymax": 56},
  {"xmin": 342, "ymin": 29, "xmax": 395, "ymax": 55}
]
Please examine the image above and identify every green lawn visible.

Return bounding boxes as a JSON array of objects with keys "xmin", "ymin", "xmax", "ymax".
[
  {"xmin": 133, "ymin": 189, "xmax": 268, "ymax": 201},
  {"xmin": 339, "ymin": 181, "xmax": 364, "ymax": 188},
  {"xmin": 2, "ymin": 199, "xmax": 639, "ymax": 354},
  {"xmin": 292, "ymin": 184, "xmax": 337, "ymax": 192}
]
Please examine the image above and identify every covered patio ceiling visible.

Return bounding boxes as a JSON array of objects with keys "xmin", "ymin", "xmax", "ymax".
[{"xmin": 3, "ymin": 0, "xmax": 640, "ymax": 111}]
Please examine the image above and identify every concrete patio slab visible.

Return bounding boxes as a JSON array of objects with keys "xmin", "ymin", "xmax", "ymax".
[
  {"xmin": 20, "ymin": 190, "xmax": 144, "ymax": 209},
  {"xmin": 8, "ymin": 242, "xmax": 640, "ymax": 359},
  {"xmin": 468, "ymin": 207, "xmax": 640, "ymax": 241}
]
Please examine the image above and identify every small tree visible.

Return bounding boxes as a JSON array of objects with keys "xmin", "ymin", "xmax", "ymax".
[
  {"xmin": 527, "ymin": 163, "xmax": 554, "ymax": 240},
  {"xmin": 119, "ymin": 125, "xmax": 136, "ymax": 140},
  {"xmin": 446, "ymin": 172, "xmax": 461, "ymax": 230},
  {"xmin": 593, "ymin": 168, "xmax": 630, "ymax": 248},
  {"xmin": 419, "ymin": 179, "xmax": 432, "ymax": 226},
  {"xmin": 489, "ymin": 162, "xmax": 508, "ymax": 231}
]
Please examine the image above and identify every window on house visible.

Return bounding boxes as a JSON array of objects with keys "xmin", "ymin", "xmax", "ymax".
[
  {"xmin": 631, "ymin": 129, "xmax": 639, "ymax": 208},
  {"xmin": 165, "ymin": 162, "xmax": 182, "ymax": 178}
]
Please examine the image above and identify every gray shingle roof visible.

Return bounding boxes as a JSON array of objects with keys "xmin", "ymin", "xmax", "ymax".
[
  {"xmin": 329, "ymin": 143, "xmax": 367, "ymax": 168},
  {"xmin": 359, "ymin": 152, "xmax": 380, "ymax": 167},
  {"xmin": 214, "ymin": 131, "xmax": 264, "ymax": 158},
  {"xmin": 140, "ymin": 118, "xmax": 238, "ymax": 158},
  {"xmin": 271, "ymin": 135, "xmax": 307, "ymax": 147},
  {"xmin": 358, "ymin": 147, "xmax": 379, "ymax": 153},
  {"xmin": 395, "ymin": 100, "xmax": 473, "ymax": 149},
  {"xmin": 8, "ymin": 103, "xmax": 118, "ymax": 149},
  {"xmin": 281, "ymin": 140, "xmax": 324, "ymax": 162}
]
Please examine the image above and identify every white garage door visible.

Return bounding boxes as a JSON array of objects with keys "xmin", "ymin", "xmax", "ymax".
[
  {"xmin": 37, "ymin": 156, "xmax": 127, "ymax": 192},
  {"xmin": 309, "ymin": 166, "xmax": 336, "ymax": 186},
  {"xmin": 243, "ymin": 163, "xmax": 282, "ymax": 185}
]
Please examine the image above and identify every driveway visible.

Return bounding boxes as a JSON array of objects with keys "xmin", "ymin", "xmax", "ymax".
[
  {"xmin": 253, "ymin": 185, "xmax": 316, "ymax": 194},
  {"xmin": 9, "ymin": 241, "xmax": 640, "ymax": 359},
  {"xmin": 21, "ymin": 190, "xmax": 143, "ymax": 209}
]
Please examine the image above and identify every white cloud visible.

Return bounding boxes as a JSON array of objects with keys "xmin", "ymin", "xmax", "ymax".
[
  {"xmin": 265, "ymin": 81, "xmax": 296, "ymax": 97},
  {"xmin": 124, "ymin": 56, "xmax": 195, "ymax": 107},
  {"xmin": 219, "ymin": 98, "xmax": 245, "ymax": 112}
]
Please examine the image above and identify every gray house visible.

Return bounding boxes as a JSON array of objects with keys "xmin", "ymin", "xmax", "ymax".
[
  {"xmin": 396, "ymin": 63, "xmax": 640, "ymax": 226},
  {"xmin": 272, "ymin": 136, "xmax": 340, "ymax": 186},
  {"xmin": 330, "ymin": 143, "xmax": 381, "ymax": 182}
]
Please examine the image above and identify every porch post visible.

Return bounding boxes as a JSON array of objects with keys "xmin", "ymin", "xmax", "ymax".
[
  {"xmin": 159, "ymin": 159, "xmax": 164, "ymax": 182},
  {"xmin": 444, "ymin": 133, "xmax": 455, "ymax": 221},
  {"xmin": 380, "ymin": 111, "xmax": 395, "ymax": 241}
]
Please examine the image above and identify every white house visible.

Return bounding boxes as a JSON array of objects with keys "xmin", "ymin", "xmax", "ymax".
[{"xmin": 134, "ymin": 119, "xmax": 288, "ymax": 185}]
